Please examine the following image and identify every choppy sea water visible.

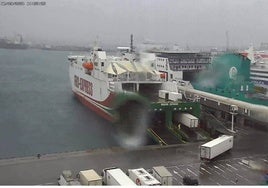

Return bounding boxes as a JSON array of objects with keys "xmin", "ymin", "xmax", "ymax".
[{"xmin": 0, "ymin": 49, "xmax": 120, "ymax": 159}]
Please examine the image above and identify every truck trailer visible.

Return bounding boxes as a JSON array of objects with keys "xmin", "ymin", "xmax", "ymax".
[
  {"xmin": 200, "ymin": 135, "xmax": 233, "ymax": 160},
  {"xmin": 152, "ymin": 166, "xmax": 173, "ymax": 185},
  {"xmin": 79, "ymin": 169, "xmax": 102, "ymax": 185},
  {"xmin": 175, "ymin": 113, "xmax": 199, "ymax": 128},
  {"xmin": 128, "ymin": 168, "xmax": 161, "ymax": 186},
  {"xmin": 168, "ymin": 91, "xmax": 182, "ymax": 101},
  {"xmin": 102, "ymin": 167, "xmax": 135, "ymax": 185}
]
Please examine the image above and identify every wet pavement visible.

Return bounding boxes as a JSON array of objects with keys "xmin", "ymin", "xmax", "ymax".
[
  {"xmin": 164, "ymin": 154, "xmax": 267, "ymax": 185},
  {"xmin": 0, "ymin": 124, "xmax": 267, "ymax": 185}
]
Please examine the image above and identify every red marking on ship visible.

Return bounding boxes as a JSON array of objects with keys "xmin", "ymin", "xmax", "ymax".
[
  {"xmin": 241, "ymin": 52, "xmax": 268, "ymax": 59},
  {"xmin": 74, "ymin": 91, "xmax": 115, "ymax": 122}
]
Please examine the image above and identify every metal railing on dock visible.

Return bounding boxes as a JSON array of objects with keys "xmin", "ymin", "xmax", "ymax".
[{"xmin": 147, "ymin": 128, "xmax": 168, "ymax": 146}]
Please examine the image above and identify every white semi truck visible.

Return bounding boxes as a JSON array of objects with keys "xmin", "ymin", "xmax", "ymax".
[
  {"xmin": 200, "ymin": 135, "xmax": 233, "ymax": 160},
  {"xmin": 128, "ymin": 168, "xmax": 161, "ymax": 186},
  {"xmin": 102, "ymin": 167, "xmax": 135, "ymax": 185}
]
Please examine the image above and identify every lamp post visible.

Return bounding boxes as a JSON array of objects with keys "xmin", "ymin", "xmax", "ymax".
[{"xmin": 229, "ymin": 105, "xmax": 238, "ymax": 133}]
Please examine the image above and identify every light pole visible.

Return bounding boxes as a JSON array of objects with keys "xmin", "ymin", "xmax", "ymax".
[{"xmin": 229, "ymin": 105, "xmax": 238, "ymax": 133}]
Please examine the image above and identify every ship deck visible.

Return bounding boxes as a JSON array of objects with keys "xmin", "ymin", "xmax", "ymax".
[{"xmin": 0, "ymin": 124, "xmax": 267, "ymax": 185}]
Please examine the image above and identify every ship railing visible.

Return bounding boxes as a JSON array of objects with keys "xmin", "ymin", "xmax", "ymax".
[{"xmin": 111, "ymin": 77, "xmax": 159, "ymax": 82}]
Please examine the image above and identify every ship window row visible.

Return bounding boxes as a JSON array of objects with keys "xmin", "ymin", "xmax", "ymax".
[
  {"xmin": 157, "ymin": 58, "xmax": 167, "ymax": 62},
  {"xmin": 157, "ymin": 64, "xmax": 165, "ymax": 68},
  {"xmin": 250, "ymin": 69, "xmax": 268, "ymax": 74},
  {"xmin": 82, "ymin": 58, "xmax": 93, "ymax": 62},
  {"xmin": 171, "ymin": 65, "xmax": 203, "ymax": 69},
  {"xmin": 169, "ymin": 59, "xmax": 210, "ymax": 64},
  {"xmin": 250, "ymin": 75, "xmax": 268, "ymax": 79},
  {"xmin": 250, "ymin": 72, "xmax": 268, "ymax": 77},
  {"xmin": 69, "ymin": 60, "xmax": 77, "ymax": 64}
]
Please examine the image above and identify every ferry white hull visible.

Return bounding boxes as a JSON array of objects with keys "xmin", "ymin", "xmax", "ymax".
[{"xmin": 69, "ymin": 56, "xmax": 116, "ymax": 122}]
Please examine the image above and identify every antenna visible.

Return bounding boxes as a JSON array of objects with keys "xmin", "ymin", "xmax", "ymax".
[
  {"xmin": 130, "ymin": 34, "xmax": 133, "ymax": 53},
  {"xmin": 226, "ymin": 31, "xmax": 229, "ymax": 52}
]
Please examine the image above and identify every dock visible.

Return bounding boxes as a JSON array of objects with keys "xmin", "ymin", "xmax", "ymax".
[{"xmin": 0, "ymin": 124, "xmax": 267, "ymax": 185}]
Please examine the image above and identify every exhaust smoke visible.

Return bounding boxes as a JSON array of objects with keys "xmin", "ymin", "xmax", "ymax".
[{"xmin": 113, "ymin": 99, "xmax": 150, "ymax": 149}]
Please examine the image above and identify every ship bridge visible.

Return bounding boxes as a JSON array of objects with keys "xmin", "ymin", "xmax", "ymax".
[{"xmin": 151, "ymin": 50, "xmax": 211, "ymax": 81}]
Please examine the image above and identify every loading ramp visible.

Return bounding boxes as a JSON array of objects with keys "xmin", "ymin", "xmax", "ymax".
[
  {"xmin": 148, "ymin": 126, "xmax": 183, "ymax": 145},
  {"xmin": 179, "ymin": 126, "xmax": 209, "ymax": 142},
  {"xmin": 202, "ymin": 110, "xmax": 232, "ymax": 135}
]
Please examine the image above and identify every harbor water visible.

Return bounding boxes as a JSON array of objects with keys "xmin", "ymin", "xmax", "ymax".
[{"xmin": 0, "ymin": 49, "xmax": 119, "ymax": 159}]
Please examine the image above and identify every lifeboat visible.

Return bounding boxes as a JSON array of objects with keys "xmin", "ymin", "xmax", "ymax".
[{"xmin": 82, "ymin": 62, "xmax": 94, "ymax": 70}]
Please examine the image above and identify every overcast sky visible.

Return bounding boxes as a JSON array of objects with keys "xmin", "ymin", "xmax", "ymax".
[{"xmin": 0, "ymin": 0, "xmax": 267, "ymax": 48}]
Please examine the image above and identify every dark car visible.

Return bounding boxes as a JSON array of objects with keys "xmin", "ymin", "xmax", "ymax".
[{"xmin": 183, "ymin": 176, "xmax": 199, "ymax": 185}]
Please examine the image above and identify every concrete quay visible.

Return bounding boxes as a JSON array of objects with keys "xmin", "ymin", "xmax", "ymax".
[{"xmin": 0, "ymin": 124, "xmax": 267, "ymax": 185}]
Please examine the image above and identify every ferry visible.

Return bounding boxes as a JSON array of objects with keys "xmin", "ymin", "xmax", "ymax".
[
  {"xmin": 68, "ymin": 43, "xmax": 202, "ymax": 146},
  {"xmin": 68, "ymin": 46, "xmax": 168, "ymax": 122},
  {"xmin": 250, "ymin": 61, "xmax": 268, "ymax": 97},
  {"xmin": 241, "ymin": 46, "xmax": 268, "ymax": 97}
]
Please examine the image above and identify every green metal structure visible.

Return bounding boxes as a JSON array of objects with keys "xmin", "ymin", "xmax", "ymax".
[{"xmin": 193, "ymin": 53, "xmax": 268, "ymax": 106}]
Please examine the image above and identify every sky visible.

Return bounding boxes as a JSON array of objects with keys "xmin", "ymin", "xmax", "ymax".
[{"xmin": 0, "ymin": 0, "xmax": 268, "ymax": 48}]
